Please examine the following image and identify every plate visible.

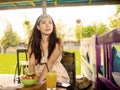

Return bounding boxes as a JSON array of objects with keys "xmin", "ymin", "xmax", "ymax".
[{"xmin": 57, "ymin": 82, "xmax": 70, "ymax": 88}]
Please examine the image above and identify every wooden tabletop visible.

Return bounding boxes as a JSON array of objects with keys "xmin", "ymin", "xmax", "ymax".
[
  {"xmin": 16, "ymin": 83, "xmax": 46, "ymax": 90},
  {"xmin": 16, "ymin": 82, "xmax": 66, "ymax": 90}
]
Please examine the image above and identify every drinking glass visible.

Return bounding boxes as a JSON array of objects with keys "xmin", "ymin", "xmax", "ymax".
[{"xmin": 46, "ymin": 71, "xmax": 57, "ymax": 90}]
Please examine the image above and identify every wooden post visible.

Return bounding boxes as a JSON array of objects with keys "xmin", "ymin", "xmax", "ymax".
[{"xmin": 42, "ymin": 0, "xmax": 47, "ymax": 14}]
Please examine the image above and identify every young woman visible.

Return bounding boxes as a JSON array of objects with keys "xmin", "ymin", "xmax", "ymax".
[{"xmin": 27, "ymin": 14, "xmax": 70, "ymax": 83}]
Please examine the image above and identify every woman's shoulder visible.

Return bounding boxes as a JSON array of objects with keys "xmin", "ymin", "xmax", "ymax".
[
  {"xmin": 57, "ymin": 38, "xmax": 64, "ymax": 45},
  {"xmin": 55, "ymin": 38, "xmax": 63, "ymax": 52},
  {"xmin": 57, "ymin": 38, "xmax": 64, "ymax": 46}
]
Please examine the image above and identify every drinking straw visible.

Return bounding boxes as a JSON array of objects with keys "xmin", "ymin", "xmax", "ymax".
[
  {"xmin": 40, "ymin": 63, "xmax": 49, "ymax": 72},
  {"xmin": 45, "ymin": 63, "xmax": 49, "ymax": 72}
]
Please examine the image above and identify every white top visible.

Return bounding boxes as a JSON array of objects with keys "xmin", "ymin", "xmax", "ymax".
[{"xmin": 35, "ymin": 53, "xmax": 70, "ymax": 83}]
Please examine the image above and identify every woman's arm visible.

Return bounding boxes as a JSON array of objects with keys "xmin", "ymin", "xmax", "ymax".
[
  {"xmin": 39, "ymin": 41, "xmax": 63, "ymax": 82},
  {"xmin": 28, "ymin": 46, "xmax": 36, "ymax": 73}
]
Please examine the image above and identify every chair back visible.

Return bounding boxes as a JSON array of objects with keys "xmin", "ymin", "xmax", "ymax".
[
  {"xmin": 16, "ymin": 49, "xmax": 28, "ymax": 74},
  {"xmin": 17, "ymin": 49, "xmax": 28, "ymax": 62},
  {"xmin": 61, "ymin": 51, "xmax": 76, "ymax": 90},
  {"xmin": 14, "ymin": 49, "xmax": 28, "ymax": 83}
]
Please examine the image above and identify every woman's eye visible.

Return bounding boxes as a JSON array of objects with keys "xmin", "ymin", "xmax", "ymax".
[
  {"xmin": 49, "ymin": 21, "xmax": 52, "ymax": 24},
  {"xmin": 41, "ymin": 21, "xmax": 45, "ymax": 24},
  {"xmin": 40, "ymin": 20, "xmax": 52, "ymax": 24}
]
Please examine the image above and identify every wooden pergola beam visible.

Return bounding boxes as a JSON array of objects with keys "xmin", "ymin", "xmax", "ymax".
[
  {"xmin": 12, "ymin": 3, "xmax": 17, "ymax": 7},
  {"xmin": 0, "ymin": 0, "xmax": 120, "ymax": 10},
  {"xmin": 42, "ymin": 0, "xmax": 47, "ymax": 14},
  {"xmin": 0, "ymin": 0, "xmax": 31, "ymax": 3},
  {"xmin": 89, "ymin": 0, "xmax": 92, "ymax": 4},
  {"xmin": 30, "ymin": 1, "xmax": 35, "ymax": 7}
]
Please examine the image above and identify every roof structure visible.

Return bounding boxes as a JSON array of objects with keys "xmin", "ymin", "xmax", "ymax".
[{"xmin": 0, "ymin": 0, "xmax": 120, "ymax": 10}]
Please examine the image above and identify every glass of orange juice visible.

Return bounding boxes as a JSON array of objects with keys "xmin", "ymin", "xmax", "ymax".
[{"xmin": 46, "ymin": 71, "xmax": 57, "ymax": 90}]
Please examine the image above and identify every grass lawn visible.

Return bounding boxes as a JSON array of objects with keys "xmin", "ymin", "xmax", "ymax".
[
  {"xmin": 0, "ymin": 50, "xmax": 81, "ymax": 75},
  {"xmin": 66, "ymin": 50, "xmax": 81, "ymax": 75},
  {"xmin": 0, "ymin": 53, "xmax": 17, "ymax": 74}
]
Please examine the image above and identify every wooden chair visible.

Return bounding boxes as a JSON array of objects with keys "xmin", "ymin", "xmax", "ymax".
[
  {"xmin": 61, "ymin": 51, "xmax": 76, "ymax": 90},
  {"xmin": 14, "ymin": 49, "xmax": 28, "ymax": 83}
]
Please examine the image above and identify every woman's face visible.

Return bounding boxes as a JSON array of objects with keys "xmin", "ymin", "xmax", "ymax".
[{"xmin": 37, "ymin": 17, "xmax": 53, "ymax": 35}]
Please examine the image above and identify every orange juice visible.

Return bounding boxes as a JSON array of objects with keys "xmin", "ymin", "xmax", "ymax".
[{"xmin": 46, "ymin": 71, "xmax": 57, "ymax": 89}]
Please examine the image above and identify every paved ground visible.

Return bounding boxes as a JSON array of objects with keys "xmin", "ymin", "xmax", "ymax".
[
  {"xmin": 0, "ymin": 74, "xmax": 20, "ymax": 90},
  {"xmin": 0, "ymin": 74, "xmax": 14, "ymax": 86}
]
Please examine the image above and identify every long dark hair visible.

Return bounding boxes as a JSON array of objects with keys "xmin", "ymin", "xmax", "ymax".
[{"xmin": 28, "ymin": 14, "xmax": 61, "ymax": 64}]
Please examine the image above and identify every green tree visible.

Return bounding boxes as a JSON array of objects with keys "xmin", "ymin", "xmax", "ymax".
[
  {"xmin": 96, "ymin": 23, "xmax": 109, "ymax": 35},
  {"xmin": 55, "ymin": 19, "xmax": 66, "ymax": 38},
  {"xmin": 115, "ymin": 5, "xmax": 120, "ymax": 15},
  {"xmin": 1, "ymin": 23, "xmax": 20, "ymax": 53},
  {"xmin": 109, "ymin": 17, "xmax": 120, "ymax": 28},
  {"xmin": 23, "ymin": 20, "xmax": 32, "ymax": 44},
  {"xmin": 81, "ymin": 23, "xmax": 108, "ymax": 39},
  {"xmin": 82, "ymin": 25, "xmax": 96, "ymax": 38},
  {"xmin": 75, "ymin": 19, "xmax": 82, "ymax": 42},
  {"xmin": 75, "ymin": 24, "xmax": 82, "ymax": 42},
  {"xmin": 109, "ymin": 5, "xmax": 120, "ymax": 28}
]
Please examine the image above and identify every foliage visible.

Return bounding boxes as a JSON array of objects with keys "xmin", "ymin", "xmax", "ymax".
[
  {"xmin": 1, "ymin": 23, "xmax": 20, "ymax": 53},
  {"xmin": 115, "ymin": 5, "xmax": 120, "ymax": 15},
  {"xmin": 75, "ymin": 24, "xmax": 82, "ymax": 42},
  {"xmin": 82, "ymin": 25, "xmax": 96, "ymax": 38},
  {"xmin": 23, "ymin": 20, "xmax": 32, "ymax": 44},
  {"xmin": 96, "ymin": 23, "xmax": 109, "ymax": 35},
  {"xmin": 109, "ymin": 17, "xmax": 120, "ymax": 28},
  {"xmin": 109, "ymin": 5, "xmax": 120, "ymax": 28},
  {"xmin": 55, "ymin": 19, "xmax": 66, "ymax": 38},
  {"xmin": 75, "ymin": 23, "xmax": 109, "ymax": 40}
]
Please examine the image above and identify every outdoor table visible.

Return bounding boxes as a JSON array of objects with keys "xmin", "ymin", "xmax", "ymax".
[
  {"xmin": 2, "ymin": 82, "xmax": 66, "ymax": 90},
  {"xmin": 16, "ymin": 82, "xmax": 46, "ymax": 90}
]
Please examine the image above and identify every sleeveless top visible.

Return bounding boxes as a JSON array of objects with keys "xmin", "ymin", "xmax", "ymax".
[{"xmin": 35, "ymin": 53, "xmax": 70, "ymax": 83}]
